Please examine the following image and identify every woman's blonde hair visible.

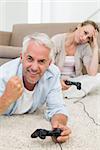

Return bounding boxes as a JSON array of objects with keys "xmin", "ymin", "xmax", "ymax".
[
  {"xmin": 74, "ymin": 20, "xmax": 99, "ymax": 32},
  {"xmin": 81, "ymin": 20, "xmax": 99, "ymax": 32}
]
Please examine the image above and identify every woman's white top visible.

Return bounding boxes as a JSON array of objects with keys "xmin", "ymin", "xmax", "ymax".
[{"xmin": 61, "ymin": 56, "xmax": 75, "ymax": 79}]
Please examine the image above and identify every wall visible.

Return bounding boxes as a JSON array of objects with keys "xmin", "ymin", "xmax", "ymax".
[
  {"xmin": 0, "ymin": 0, "xmax": 28, "ymax": 31},
  {"xmin": 49, "ymin": 1, "xmax": 99, "ymax": 22},
  {"xmin": 0, "ymin": 1, "xmax": 6, "ymax": 30},
  {"xmin": 28, "ymin": 0, "xmax": 42, "ymax": 23},
  {"xmin": 0, "ymin": 0, "xmax": 99, "ymax": 31}
]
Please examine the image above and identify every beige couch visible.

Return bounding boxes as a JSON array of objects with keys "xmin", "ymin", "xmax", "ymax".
[{"xmin": 0, "ymin": 23, "xmax": 100, "ymax": 72}]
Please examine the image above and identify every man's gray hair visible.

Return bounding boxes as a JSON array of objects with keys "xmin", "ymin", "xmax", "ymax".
[{"xmin": 22, "ymin": 32, "xmax": 54, "ymax": 58}]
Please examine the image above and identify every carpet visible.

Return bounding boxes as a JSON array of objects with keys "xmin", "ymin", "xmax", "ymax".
[{"xmin": 0, "ymin": 88, "xmax": 100, "ymax": 150}]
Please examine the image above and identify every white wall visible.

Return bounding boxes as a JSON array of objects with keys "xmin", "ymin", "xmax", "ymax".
[
  {"xmin": 0, "ymin": 1, "xmax": 6, "ymax": 30},
  {"xmin": 49, "ymin": 1, "xmax": 99, "ymax": 22},
  {"xmin": 0, "ymin": 0, "xmax": 28, "ymax": 31},
  {"xmin": 28, "ymin": 0, "xmax": 51, "ymax": 23},
  {"xmin": 0, "ymin": 0, "xmax": 100, "ymax": 31},
  {"xmin": 28, "ymin": 0, "xmax": 42, "ymax": 23},
  {"xmin": 28, "ymin": 0, "xmax": 100, "ymax": 23}
]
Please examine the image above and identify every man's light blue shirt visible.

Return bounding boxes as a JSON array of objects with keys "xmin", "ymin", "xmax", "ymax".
[{"xmin": 0, "ymin": 58, "xmax": 68, "ymax": 120}]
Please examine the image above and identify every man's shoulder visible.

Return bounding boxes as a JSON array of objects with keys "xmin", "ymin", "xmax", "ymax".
[
  {"xmin": 0, "ymin": 58, "xmax": 20, "ymax": 77},
  {"xmin": 0, "ymin": 58, "xmax": 20, "ymax": 68},
  {"xmin": 46, "ymin": 63, "xmax": 60, "ymax": 77}
]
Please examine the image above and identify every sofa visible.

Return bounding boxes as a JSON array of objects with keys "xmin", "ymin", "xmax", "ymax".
[{"xmin": 0, "ymin": 23, "xmax": 100, "ymax": 72}]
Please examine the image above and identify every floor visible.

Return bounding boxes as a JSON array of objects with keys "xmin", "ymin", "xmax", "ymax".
[{"xmin": 0, "ymin": 88, "xmax": 100, "ymax": 150}]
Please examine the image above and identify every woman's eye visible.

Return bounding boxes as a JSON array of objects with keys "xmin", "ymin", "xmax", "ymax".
[
  {"xmin": 84, "ymin": 31, "xmax": 88, "ymax": 35},
  {"xmin": 88, "ymin": 37, "xmax": 91, "ymax": 41}
]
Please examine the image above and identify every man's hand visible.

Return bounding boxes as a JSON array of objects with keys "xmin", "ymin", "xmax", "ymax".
[
  {"xmin": 51, "ymin": 114, "xmax": 71, "ymax": 143},
  {"xmin": 3, "ymin": 76, "xmax": 23, "ymax": 103},
  {"xmin": 0, "ymin": 76, "xmax": 23, "ymax": 114},
  {"xmin": 52, "ymin": 122, "xmax": 71, "ymax": 143}
]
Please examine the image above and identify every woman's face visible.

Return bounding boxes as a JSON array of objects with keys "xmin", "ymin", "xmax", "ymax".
[{"xmin": 74, "ymin": 24, "xmax": 95, "ymax": 44}]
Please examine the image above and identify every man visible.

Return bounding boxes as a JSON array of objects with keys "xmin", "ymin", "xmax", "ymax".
[{"xmin": 0, "ymin": 33, "xmax": 71, "ymax": 143}]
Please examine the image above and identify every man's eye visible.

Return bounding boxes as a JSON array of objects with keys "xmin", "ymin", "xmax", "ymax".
[
  {"xmin": 27, "ymin": 56, "xmax": 33, "ymax": 62},
  {"xmin": 39, "ymin": 60, "xmax": 46, "ymax": 64}
]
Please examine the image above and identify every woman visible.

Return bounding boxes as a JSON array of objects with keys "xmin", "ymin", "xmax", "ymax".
[{"xmin": 51, "ymin": 20, "xmax": 100, "ymax": 98}]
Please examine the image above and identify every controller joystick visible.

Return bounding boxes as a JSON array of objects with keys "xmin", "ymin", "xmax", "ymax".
[{"xmin": 31, "ymin": 128, "xmax": 62, "ymax": 139}]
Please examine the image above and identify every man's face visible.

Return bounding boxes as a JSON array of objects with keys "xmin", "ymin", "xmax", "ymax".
[{"xmin": 21, "ymin": 41, "xmax": 51, "ymax": 87}]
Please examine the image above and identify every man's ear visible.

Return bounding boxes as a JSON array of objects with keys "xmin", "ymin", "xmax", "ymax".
[
  {"xmin": 49, "ymin": 59, "xmax": 52, "ymax": 65},
  {"xmin": 20, "ymin": 53, "xmax": 22, "ymax": 62}
]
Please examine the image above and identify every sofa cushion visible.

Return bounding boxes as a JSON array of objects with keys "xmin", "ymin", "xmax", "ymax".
[
  {"xmin": 0, "ymin": 46, "xmax": 22, "ymax": 58},
  {"xmin": 0, "ymin": 31, "xmax": 12, "ymax": 45},
  {"xmin": 10, "ymin": 23, "xmax": 78, "ymax": 47}
]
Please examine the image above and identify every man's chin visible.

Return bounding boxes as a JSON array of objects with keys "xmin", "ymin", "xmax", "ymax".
[
  {"xmin": 27, "ymin": 80, "xmax": 37, "ymax": 85},
  {"xmin": 27, "ymin": 78, "xmax": 39, "ymax": 85}
]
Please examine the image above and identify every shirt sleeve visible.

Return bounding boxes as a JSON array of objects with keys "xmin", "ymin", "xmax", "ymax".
[
  {"xmin": 44, "ymin": 69, "xmax": 69, "ymax": 121},
  {"xmin": 0, "ymin": 67, "xmax": 6, "ymax": 96}
]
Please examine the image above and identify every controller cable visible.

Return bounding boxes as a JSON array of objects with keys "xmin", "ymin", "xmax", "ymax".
[
  {"xmin": 57, "ymin": 142, "xmax": 63, "ymax": 150},
  {"xmin": 66, "ymin": 87, "xmax": 100, "ymax": 126},
  {"xmin": 74, "ymin": 88, "xmax": 100, "ymax": 126},
  {"xmin": 65, "ymin": 87, "xmax": 87, "ymax": 101}
]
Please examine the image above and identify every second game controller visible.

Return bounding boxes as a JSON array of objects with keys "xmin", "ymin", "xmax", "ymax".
[{"xmin": 65, "ymin": 80, "xmax": 81, "ymax": 90}]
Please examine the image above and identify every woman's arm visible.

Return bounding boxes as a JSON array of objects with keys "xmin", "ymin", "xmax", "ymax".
[{"xmin": 85, "ymin": 31, "xmax": 99, "ymax": 75}]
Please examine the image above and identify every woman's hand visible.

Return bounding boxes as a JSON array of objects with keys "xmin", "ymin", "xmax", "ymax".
[
  {"xmin": 60, "ymin": 79, "xmax": 71, "ymax": 90},
  {"xmin": 86, "ymin": 30, "xmax": 99, "ymax": 75},
  {"xmin": 89, "ymin": 30, "xmax": 98, "ymax": 50}
]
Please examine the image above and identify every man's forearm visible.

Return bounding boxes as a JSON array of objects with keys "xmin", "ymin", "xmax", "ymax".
[
  {"xmin": 0, "ymin": 95, "xmax": 12, "ymax": 114},
  {"xmin": 51, "ymin": 113, "xmax": 68, "ymax": 126}
]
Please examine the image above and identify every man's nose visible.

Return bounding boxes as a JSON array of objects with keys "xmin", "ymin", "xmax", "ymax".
[{"xmin": 31, "ymin": 61, "xmax": 38, "ymax": 71}]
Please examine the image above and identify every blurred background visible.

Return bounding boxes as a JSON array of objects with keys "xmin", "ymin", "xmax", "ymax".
[{"xmin": 0, "ymin": 0, "xmax": 100, "ymax": 31}]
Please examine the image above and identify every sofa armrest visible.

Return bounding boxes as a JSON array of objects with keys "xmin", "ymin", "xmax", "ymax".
[
  {"xmin": 0, "ymin": 46, "xmax": 22, "ymax": 58},
  {"xmin": 0, "ymin": 31, "xmax": 12, "ymax": 45}
]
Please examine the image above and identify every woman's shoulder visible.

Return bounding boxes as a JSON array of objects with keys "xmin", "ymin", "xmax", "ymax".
[{"xmin": 51, "ymin": 33, "xmax": 67, "ymax": 41}]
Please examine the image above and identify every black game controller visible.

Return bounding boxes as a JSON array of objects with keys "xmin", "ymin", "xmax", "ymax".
[
  {"xmin": 65, "ymin": 80, "xmax": 81, "ymax": 90},
  {"xmin": 31, "ymin": 128, "xmax": 62, "ymax": 139}
]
